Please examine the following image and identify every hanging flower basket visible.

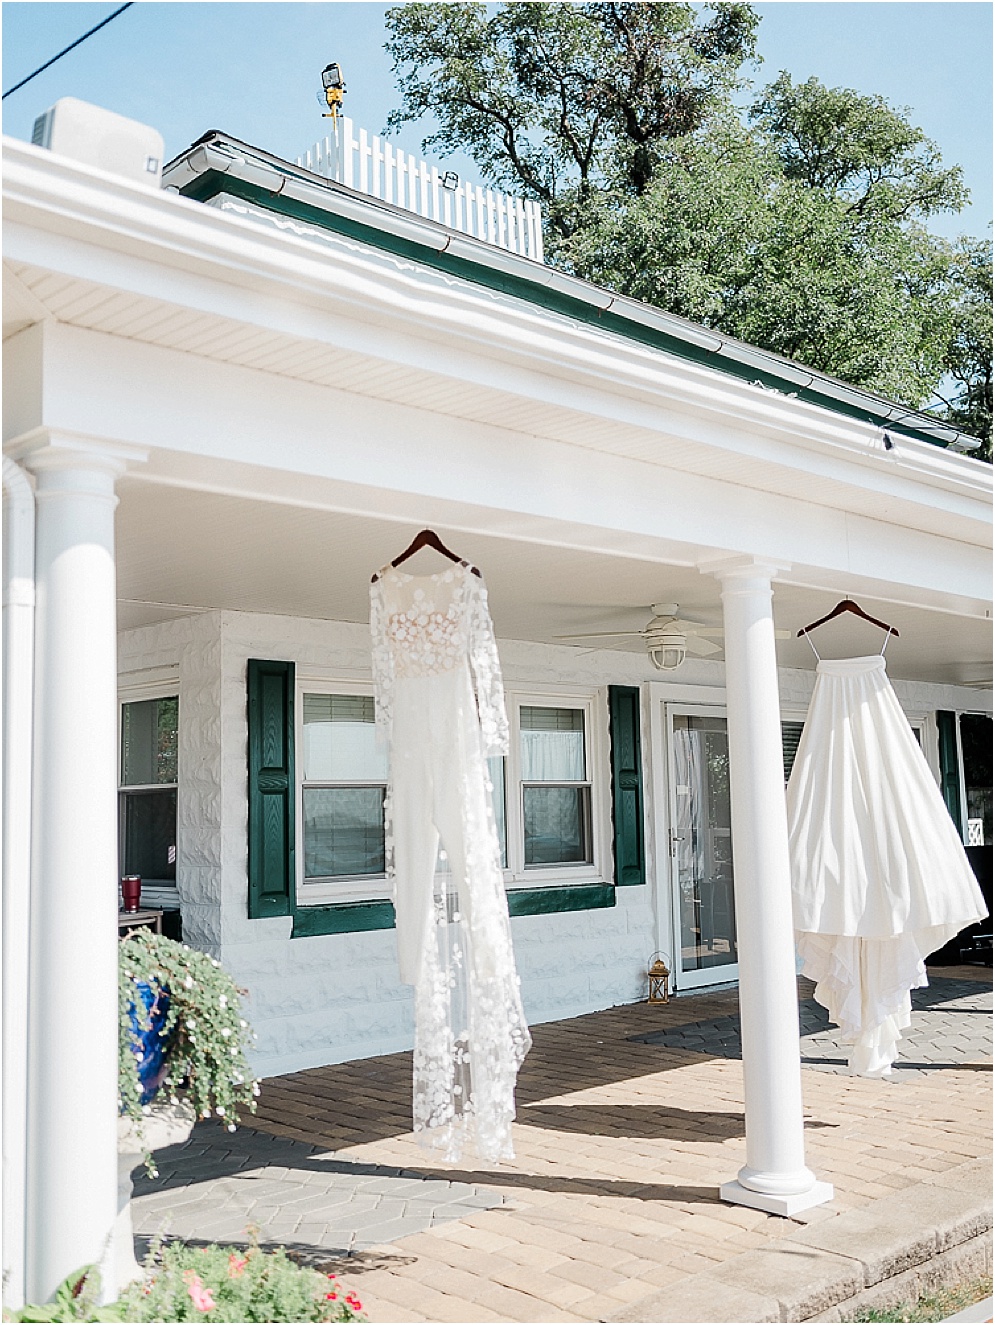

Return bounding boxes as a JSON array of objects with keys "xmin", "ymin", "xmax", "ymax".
[
  {"xmin": 118, "ymin": 930, "xmax": 260, "ymax": 1174},
  {"xmin": 127, "ymin": 980, "xmax": 174, "ymax": 1106}
]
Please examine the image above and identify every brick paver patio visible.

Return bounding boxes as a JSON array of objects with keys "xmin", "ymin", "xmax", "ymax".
[{"xmin": 132, "ymin": 965, "xmax": 992, "ymax": 1322}]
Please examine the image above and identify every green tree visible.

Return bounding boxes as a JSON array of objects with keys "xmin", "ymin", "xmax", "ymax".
[
  {"xmin": 385, "ymin": 6, "xmax": 990, "ymax": 453},
  {"xmin": 934, "ymin": 237, "xmax": 993, "ymax": 459},
  {"xmin": 545, "ymin": 99, "xmax": 964, "ymax": 408},
  {"xmin": 750, "ymin": 73, "xmax": 966, "ymax": 220},
  {"xmin": 385, "ymin": 2, "xmax": 759, "ymax": 231}
]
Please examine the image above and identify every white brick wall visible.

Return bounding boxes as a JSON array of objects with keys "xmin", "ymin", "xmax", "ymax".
[{"xmin": 118, "ymin": 608, "xmax": 989, "ymax": 1081}]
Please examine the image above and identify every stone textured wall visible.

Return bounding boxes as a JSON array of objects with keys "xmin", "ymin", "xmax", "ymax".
[{"xmin": 118, "ymin": 608, "xmax": 990, "ymax": 1081}]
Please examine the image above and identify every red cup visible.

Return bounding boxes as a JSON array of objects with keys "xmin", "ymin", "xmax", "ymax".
[{"xmin": 121, "ymin": 876, "xmax": 142, "ymax": 913}]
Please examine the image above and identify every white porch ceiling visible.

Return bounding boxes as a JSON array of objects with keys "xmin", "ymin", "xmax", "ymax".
[{"xmin": 115, "ymin": 481, "xmax": 993, "ymax": 688}]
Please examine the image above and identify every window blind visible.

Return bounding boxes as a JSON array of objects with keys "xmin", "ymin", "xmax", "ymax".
[
  {"xmin": 303, "ymin": 694, "xmax": 375, "ymax": 724},
  {"xmin": 521, "ymin": 706, "xmax": 584, "ymax": 732}
]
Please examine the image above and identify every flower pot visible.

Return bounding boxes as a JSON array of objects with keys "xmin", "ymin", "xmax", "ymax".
[{"xmin": 127, "ymin": 980, "xmax": 173, "ymax": 1105}]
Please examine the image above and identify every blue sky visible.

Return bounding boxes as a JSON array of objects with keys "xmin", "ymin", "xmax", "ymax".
[{"xmin": 2, "ymin": 2, "xmax": 991, "ymax": 241}]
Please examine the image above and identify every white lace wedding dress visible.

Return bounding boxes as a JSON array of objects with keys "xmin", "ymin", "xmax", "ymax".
[{"xmin": 371, "ymin": 561, "xmax": 531, "ymax": 1162}]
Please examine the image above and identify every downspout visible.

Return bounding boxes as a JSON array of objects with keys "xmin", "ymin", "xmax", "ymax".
[{"xmin": 2, "ymin": 456, "xmax": 36, "ymax": 1311}]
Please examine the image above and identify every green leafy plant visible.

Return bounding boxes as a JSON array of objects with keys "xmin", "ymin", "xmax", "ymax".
[
  {"xmin": 7, "ymin": 1241, "xmax": 365, "ymax": 1323},
  {"xmin": 5, "ymin": 1266, "xmax": 125, "ymax": 1322},
  {"xmin": 118, "ymin": 930, "xmax": 259, "ymax": 1172}
]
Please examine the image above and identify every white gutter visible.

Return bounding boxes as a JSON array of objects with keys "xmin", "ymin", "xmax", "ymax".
[
  {"xmin": 164, "ymin": 137, "xmax": 978, "ymax": 453},
  {"xmin": 2, "ymin": 456, "xmax": 35, "ymax": 1312}
]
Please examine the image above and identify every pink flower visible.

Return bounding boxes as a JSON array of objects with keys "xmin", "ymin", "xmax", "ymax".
[
  {"xmin": 183, "ymin": 1270, "xmax": 216, "ymax": 1312},
  {"xmin": 227, "ymin": 1253, "xmax": 248, "ymax": 1277}
]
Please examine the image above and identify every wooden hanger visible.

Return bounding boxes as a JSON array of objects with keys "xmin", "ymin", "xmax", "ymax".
[
  {"xmin": 372, "ymin": 529, "xmax": 481, "ymax": 583},
  {"xmin": 798, "ymin": 598, "xmax": 899, "ymax": 639}
]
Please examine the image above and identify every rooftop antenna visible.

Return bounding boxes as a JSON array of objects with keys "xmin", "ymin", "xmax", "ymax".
[{"xmin": 319, "ymin": 63, "xmax": 346, "ymax": 121}]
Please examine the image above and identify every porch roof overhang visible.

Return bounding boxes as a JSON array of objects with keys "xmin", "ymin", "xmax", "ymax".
[
  {"xmin": 3, "ymin": 134, "xmax": 992, "ymax": 688},
  {"xmin": 161, "ymin": 131, "xmax": 978, "ymax": 457}
]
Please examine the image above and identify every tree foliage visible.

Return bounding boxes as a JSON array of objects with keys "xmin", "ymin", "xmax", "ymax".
[
  {"xmin": 385, "ymin": 2, "xmax": 759, "ymax": 221},
  {"xmin": 751, "ymin": 73, "xmax": 966, "ymax": 219},
  {"xmin": 936, "ymin": 237, "xmax": 993, "ymax": 459},
  {"xmin": 385, "ymin": 3, "xmax": 992, "ymax": 454}
]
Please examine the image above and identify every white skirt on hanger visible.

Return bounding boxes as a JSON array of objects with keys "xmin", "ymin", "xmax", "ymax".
[{"xmin": 787, "ymin": 654, "xmax": 986, "ymax": 1076}]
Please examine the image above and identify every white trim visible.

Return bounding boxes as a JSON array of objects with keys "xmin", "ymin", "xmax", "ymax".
[
  {"xmin": 117, "ymin": 666, "xmax": 180, "ymax": 703},
  {"xmin": 954, "ymin": 715, "xmax": 969, "ymax": 842}
]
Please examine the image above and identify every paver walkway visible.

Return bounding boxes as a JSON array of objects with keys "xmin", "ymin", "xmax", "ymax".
[
  {"xmin": 635, "ymin": 976, "xmax": 992, "ymax": 1081},
  {"xmin": 132, "ymin": 965, "xmax": 992, "ymax": 1322}
]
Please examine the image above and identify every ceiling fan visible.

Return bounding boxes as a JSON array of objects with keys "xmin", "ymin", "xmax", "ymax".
[{"xmin": 553, "ymin": 604, "xmax": 789, "ymax": 672}]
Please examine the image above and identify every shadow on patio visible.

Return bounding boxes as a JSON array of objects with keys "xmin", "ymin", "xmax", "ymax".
[
  {"xmin": 250, "ymin": 981, "xmax": 749, "ymax": 1153},
  {"xmin": 129, "ymin": 967, "xmax": 991, "ymax": 1322}
]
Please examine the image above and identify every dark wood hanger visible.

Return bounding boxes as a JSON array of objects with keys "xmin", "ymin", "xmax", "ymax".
[
  {"xmin": 372, "ymin": 529, "xmax": 481, "ymax": 583},
  {"xmin": 798, "ymin": 598, "xmax": 899, "ymax": 638}
]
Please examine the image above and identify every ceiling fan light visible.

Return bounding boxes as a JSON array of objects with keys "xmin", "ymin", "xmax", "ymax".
[
  {"xmin": 648, "ymin": 631, "xmax": 687, "ymax": 671},
  {"xmin": 650, "ymin": 644, "xmax": 686, "ymax": 671}
]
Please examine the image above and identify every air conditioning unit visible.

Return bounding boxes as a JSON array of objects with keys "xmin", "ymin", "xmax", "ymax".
[{"xmin": 31, "ymin": 98, "xmax": 163, "ymax": 187}]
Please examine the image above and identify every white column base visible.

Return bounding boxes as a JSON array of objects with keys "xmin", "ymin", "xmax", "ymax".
[
  {"xmin": 111, "ymin": 1104, "xmax": 196, "ymax": 1292},
  {"xmin": 720, "ymin": 1178, "xmax": 835, "ymax": 1217}
]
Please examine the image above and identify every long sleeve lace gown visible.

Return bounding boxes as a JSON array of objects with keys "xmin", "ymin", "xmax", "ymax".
[{"xmin": 370, "ymin": 562, "xmax": 531, "ymax": 1162}]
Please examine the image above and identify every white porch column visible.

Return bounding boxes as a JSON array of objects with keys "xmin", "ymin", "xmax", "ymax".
[
  {"xmin": 2, "ymin": 458, "xmax": 36, "ymax": 1310},
  {"xmin": 9, "ymin": 432, "xmax": 146, "ymax": 1302},
  {"xmin": 703, "ymin": 555, "xmax": 833, "ymax": 1216}
]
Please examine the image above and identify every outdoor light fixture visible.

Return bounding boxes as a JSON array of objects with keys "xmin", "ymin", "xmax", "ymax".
[
  {"xmin": 441, "ymin": 170, "xmax": 460, "ymax": 190},
  {"xmin": 320, "ymin": 63, "xmax": 346, "ymax": 121},
  {"xmin": 646, "ymin": 626, "xmax": 687, "ymax": 672},
  {"xmin": 647, "ymin": 953, "xmax": 671, "ymax": 1003}
]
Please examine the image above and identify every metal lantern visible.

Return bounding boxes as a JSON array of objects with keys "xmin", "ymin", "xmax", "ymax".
[{"xmin": 647, "ymin": 952, "xmax": 670, "ymax": 1003}]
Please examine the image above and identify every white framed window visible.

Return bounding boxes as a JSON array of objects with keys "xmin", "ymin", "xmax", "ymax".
[
  {"xmin": 504, "ymin": 689, "xmax": 608, "ymax": 887},
  {"xmin": 118, "ymin": 689, "xmax": 179, "ymax": 908},
  {"xmin": 297, "ymin": 678, "xmax": 511, "ymax": 905},
  {"xmin": 296, "ymin": 681, "xmax": 390, "ymax": 906},
  {"xmin": 296, "ymin": 681, "xmax": 603, "ymax": 904}
]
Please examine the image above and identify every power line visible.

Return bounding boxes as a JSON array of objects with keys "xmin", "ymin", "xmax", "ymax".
[{"xmin": 2, "ymin": 3, "xmax": 134, "ymax": 102}]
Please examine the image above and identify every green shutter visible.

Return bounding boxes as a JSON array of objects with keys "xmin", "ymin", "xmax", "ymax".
[
  {"xmin": 247, "ymin": 659, "xmax": 295, "ymax": 918},
  {"xmin": 781, "ymin": 721, "xmax": 805, "ymax": 784},
  {"xmin": 937, "ymin": 710, "xmax": 963, "ymax": 837},
  {"xmin": 608, "ymin": 686, "xmax": 645, "ymax": 887}
]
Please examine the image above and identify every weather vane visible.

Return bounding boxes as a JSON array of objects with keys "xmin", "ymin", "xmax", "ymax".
[{"xmin": 319, "ymin": 63, "xmax": 346, "ymax": 121}]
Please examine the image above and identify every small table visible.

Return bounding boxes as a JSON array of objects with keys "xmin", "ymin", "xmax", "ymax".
[{"xmin": 117, "ymin": 908, "xmax": 164, "ymax": 937}]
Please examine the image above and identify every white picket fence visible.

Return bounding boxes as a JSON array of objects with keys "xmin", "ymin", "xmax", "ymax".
[{"xmin": 297, "ymin": 117, "xmax": 544, "ymax": 263}]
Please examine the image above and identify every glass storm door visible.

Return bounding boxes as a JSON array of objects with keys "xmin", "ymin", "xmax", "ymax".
[{"xmin": 669, "ymin": 709, "xmax": 739, "ymax": 990}]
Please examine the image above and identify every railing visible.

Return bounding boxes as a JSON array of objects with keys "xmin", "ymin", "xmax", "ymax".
[{"xmin": 297, "ymin": 117, "xmax": 544, "ymax": 263}]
